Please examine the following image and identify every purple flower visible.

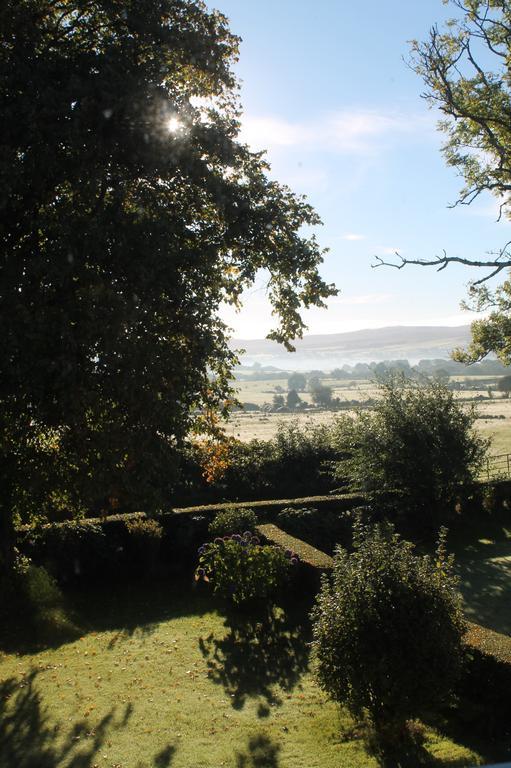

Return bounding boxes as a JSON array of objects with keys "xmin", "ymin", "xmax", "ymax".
[
  {"xmin": 197, "ymin": 567, "xmax": 205, "ymax": 577},
  {"xmin": 231, "ymin": 534, "xmax": 242, "ymax": 542},
  {"xmin": 243, "ymin": 531, "xmax": 252, "ymax": 538},
  {"xmin": 290, "ymin": 557, "xmax": 299, "ymax": 565},
  {"xmin": 252, "ymin": 536, "xmax": 260, "ymax": 545},
  {"xmin": 214, "ymin": 537, "xmax": 223, "ymax": 544},
  {"xmin": 285, "ymin": 549, "xmax": 293, "ymax": 558}
]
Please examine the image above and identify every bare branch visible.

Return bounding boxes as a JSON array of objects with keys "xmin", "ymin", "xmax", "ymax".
[{"xmin": 372, "ymin": 245, "xmax": 511, "ymax": 286}]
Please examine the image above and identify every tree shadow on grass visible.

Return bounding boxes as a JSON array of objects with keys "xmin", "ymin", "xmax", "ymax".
[
  {"xmin": 456, "ymin": 549, "xmax": 511, "ymax": 635},
  {"xmin": 198, "ymin": 600, "xmax": 310, "ymax": 710},
  {"xmin": 0, "ymin": 578, "xmax": 210, "ymax": 655},
  {"xmin": 357, "ymin": 721, "xmax": 483, "ymax": 768},
  {"xmin": 0, "ymin": 669, "xmax": 177, "ymax": 768},
  {"xmin": 0, "ymin": 669, "xmax": 127, "ymax": 767},
  {"xmin": 235, "ymin": 733, "xmax": 281, "ymax": 767}
]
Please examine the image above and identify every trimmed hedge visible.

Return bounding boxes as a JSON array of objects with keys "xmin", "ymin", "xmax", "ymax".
[
  {"xmin": 14, "ymin": 493, "xmax": 364, "ymax": 584},
  {"xmin": 458, "ymin": 622, "xmax": 511, "ymax": 742},
  {"xmin": 172, "ymin": 492, "xmax": 365, "ymax": 520},
  {"xmin": 256, "ymin": 523, "xmax": 334, "ymax": 570}
]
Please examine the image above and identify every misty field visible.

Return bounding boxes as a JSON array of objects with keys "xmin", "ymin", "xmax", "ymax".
[{"xmin": 226, "ymin": 377, "xmax": 511, "ymax": 458}]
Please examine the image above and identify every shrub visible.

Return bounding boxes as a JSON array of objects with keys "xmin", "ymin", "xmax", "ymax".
[
  {"xmin": 0, "ymin": 552, "xmax": 73, "ymax": 641},
  {"xmin": 311, "ymin": 520, "xmax": 466, "ymax": 753},
  {"xmin": 125, "ymin": 518, "xmax": 163, "ymax": 575},
  {"xmin": 19, "ymin": 520, "xmax": 108, "ymax": 582},
  {"xmin": 195, "ymin": 533, "xmax": 299, "ymax": 606},
  {"xmin": 208, "ymin": 507, "xmax": 258, "ymax": 538},
  {"xmin": 180, "ymin": 420, "xmax": 344, "ymax": 502},
  {"xmin": 331, "ymin": 376, "xmax": 489, "ymax": 534}
]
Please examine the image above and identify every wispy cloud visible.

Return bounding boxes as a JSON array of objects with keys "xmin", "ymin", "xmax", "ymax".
[
  {"xmin": 240, "ymin": 109, "xmax": 433, "ymax": 156},
  {"xmin": 342, "ymin": 233, "xmax": 366, "ymax": 241}
]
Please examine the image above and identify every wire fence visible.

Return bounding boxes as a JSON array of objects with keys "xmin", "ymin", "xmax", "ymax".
[{"xmin": 482, "ymin": 453, "xmax": 511, "ymax": 481}]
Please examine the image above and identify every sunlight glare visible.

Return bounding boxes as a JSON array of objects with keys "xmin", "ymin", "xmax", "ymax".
[{"xmin": 166, "ymin": 116, "xmax": 182, "ymax": 134}]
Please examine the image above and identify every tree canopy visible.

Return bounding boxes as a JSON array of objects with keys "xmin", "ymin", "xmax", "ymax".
[
  {"xmin": 374, "ymin": 0, "xmax": 511, "ymax": 365},
  {"xmin": 0, "ymin": 0, "xmax": 335, "ymax": 558}
]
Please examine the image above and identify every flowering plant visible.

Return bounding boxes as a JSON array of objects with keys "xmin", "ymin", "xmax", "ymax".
[{"xmin": 195, "ymin": 532, "xmax": 299, "ymax": 605}]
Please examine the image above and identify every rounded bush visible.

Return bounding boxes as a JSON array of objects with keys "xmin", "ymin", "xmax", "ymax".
[
  {"xmin": 195, "ymin": 532, "xmax": 298, "ymax": 606},
  {"xmin": 311, "ymin": 520, "xmax": 466, "ymax": 748},
  {"xmin": 208, "ymin": 507, "xmax": 258, "ymax": 538}
]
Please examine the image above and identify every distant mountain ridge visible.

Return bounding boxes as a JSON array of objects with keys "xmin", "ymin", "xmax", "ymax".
[{"xmin": 230, "ymin": 325, "xmax": 473, "ymax": 370}]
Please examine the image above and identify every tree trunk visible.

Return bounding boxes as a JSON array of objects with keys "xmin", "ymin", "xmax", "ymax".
[{"xmin": 0, "ymin": 455, "xmax": 16, "ymax": 573}]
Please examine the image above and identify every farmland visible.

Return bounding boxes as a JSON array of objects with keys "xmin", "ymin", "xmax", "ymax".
[{"xmin": 225, "ymin": 376, "xmax": 511, "ymax": 457}]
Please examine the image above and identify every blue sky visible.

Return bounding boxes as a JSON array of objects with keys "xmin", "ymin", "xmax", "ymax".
[{"xmin": 211, "ymin": 0, "xmax": 511, "ymax": 338}]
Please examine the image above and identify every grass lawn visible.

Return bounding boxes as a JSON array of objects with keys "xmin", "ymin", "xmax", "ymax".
[
  {"xmin": 454, "ymin": 521, "xmax": 511, "ymax": 636},
  {"xmin": 0, "ymin": 581, "xmax": 483, "ymax": 768}
]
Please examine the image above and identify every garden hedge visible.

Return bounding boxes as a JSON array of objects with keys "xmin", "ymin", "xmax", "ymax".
[{"xmin": 458, "ymin": 622, "xmax": 511, "ymax": 742}]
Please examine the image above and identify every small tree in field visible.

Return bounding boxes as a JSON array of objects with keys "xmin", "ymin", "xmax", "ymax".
[
  {"xmin": 497, "ymin": 375, "xmax": 511, "ymax": 398},
  {"xmin": 311, "ymin": 521, "xmax": 466, "ymax": 757},
  {"xmin": 288, "ymin": 372, "xmax": 306, "ymax": 392},
  {"xmin": 332, "ymin": 376, "xmax": 489, "ymax": 532},
  {"xmin": 286, "ymin": 389, "xmax": 301, "ymax": 409}
]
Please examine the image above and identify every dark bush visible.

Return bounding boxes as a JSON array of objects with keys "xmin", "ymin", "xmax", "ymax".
[
  {"xmin": 0, "ymin": 552, "xmax": 74, "ymax": 642},
  {"xmin": 18, "ymin": 520, "xmax": 109, "ymax": 583},
  {"xmin": 208, "ymin": 507, "xmax": 258, "ymax": 538},
  {"xmin": 179, "ymin": 421, "xmax": 345, "ymax": 503},
  {"xmin": 311, "ymin": 521, "xmax": 466, "ymax": 755},
  {"xmin": 125, "ymin": 518, "xmax": 163, "ymax": 576}
]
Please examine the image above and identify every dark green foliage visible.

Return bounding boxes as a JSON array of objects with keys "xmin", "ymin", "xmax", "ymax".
[
  {"xmin": 276, "ymin": 506, "xmax": 351, "ymax": 554},
  {"xmin": 19, "ymin": 520, "xmax": 109, "ymax": 583},
  {"xmin": 332, "ymin": 377, "xmax": 489, "ymax": 533},
  {"xmin": 0, "ymin": 0, "xmax": 334, "ymax": 562},
  {"xmin": 196, "ymin": 533, "xmax": 297, "ymax": 606},
  {"xmin": 0, "ymin": 552, "xmax": 73, "ymax": 641},
  {"xmin": 208, "ymin": 506, "xmax": 257, "ymax": 538},
  {"xmin": 125, "ymin": 518, "xmax": 163, "ymax": 576},
  {"xmin": 202, "ymin": 421, "xmax": 343, "ymax": 501},
  {"xmin": 311, "ymin": 521, "xmax": 466, "ymax": 748}
]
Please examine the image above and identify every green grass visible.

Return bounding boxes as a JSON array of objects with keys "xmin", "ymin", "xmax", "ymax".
[
  {"xmin": 0, "ymin": 581, "xmax": 482, "ymax": 768},
  {"xmin": 453, "ymin": 521, "xmax": 511, "ymax": 636}
]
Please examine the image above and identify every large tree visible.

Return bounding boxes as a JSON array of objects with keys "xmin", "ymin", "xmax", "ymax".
[
  {"xmin": 374, "ymin": 0, "xmax": 511, "ymax": 364},
  {"xmin": 0, "ymin": 0, "xmax": 335, "ymax": 567}
]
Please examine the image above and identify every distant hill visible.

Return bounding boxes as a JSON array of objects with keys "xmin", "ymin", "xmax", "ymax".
[{"xmin": 230, "ymin": 325, "xmax": 473, "ymax": 370}]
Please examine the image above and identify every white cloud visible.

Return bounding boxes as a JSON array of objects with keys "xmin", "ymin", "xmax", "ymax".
[
  {"xmin": 240, "ymin": 109, "xmax": 433, "ymax": 156},
  {"xmin": 342, "ymin": 233, "xmax": 366, "ymax": 241}
]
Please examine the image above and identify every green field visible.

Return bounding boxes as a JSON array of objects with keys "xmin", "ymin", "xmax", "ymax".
[{"xmin": 0, "ymin": 580, "xmax": 487, "ymax": 768}]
